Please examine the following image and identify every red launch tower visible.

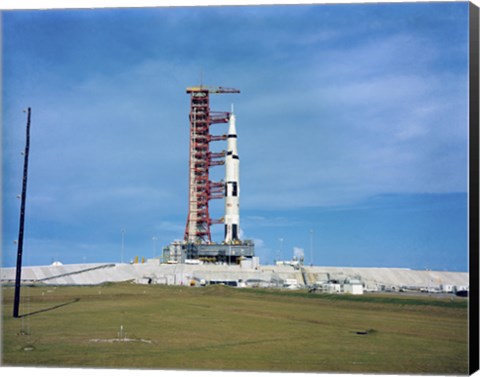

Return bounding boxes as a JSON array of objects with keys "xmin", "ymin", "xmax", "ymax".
[{"xmin": 184, "ymin": 86, "xmax": 240, "ymax": 244}]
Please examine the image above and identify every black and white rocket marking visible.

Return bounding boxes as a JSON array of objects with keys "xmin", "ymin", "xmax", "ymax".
[{"xmin": 224, "ymin": 111, "xmax": 240, "ymax": 243}]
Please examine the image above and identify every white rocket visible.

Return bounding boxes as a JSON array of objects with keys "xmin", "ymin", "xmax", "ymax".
[{"xmin": 224, "ymin": 108, "xmax": 240, "ymax": 243}]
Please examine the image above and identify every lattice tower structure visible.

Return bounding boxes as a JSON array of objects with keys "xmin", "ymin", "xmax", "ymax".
[{"xmin": 184, "ymin": 86, "xmax": 240, "ymax": 244}]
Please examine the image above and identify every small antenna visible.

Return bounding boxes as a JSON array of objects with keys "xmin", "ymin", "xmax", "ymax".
[
  {"xmin": 200, "ymin": 69, "xmax": 204, "ymax": 88},
  {"xmin": 231, "ymin": 103, "xmax": 234, "ymax": 113}
]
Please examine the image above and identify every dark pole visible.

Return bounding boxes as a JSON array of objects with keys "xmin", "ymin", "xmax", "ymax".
[{"xmin": 13, "ymin": 108, "xmax": 31, "ymax": 318}]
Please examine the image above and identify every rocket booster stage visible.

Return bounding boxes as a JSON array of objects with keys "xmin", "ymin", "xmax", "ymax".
[{"xmin": 224, "ymin": 110, "xmax": 240, "ymax": 243}]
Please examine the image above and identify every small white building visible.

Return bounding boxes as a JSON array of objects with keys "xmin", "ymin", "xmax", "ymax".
[
  {"xmin": 343, "ymin": 279, "xmax": 364, "ymax": 295},
  {"xmin": 440, "ymin": 284, "xmax": 454, "ymax": 293}
]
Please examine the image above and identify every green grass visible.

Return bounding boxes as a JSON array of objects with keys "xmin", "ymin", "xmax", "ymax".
[
  {"xmin": 1, "ymin": 283, "xmax": 468, "ymax": 374},
  {"xmin": 239, "ymin": 287, "xmax": 469, "ymax": 308}
]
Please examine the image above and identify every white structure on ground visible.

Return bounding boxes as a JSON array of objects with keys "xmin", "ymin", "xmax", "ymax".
[
  {"xmin": 0, "ymin": 262, "xmax": 469, "ymax": 296},
  {"xmin": 343, "ymin": 279, "xmax": 364, "ymax": 295}
]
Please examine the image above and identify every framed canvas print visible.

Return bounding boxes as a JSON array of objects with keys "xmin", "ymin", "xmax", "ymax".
[{"xmin": 1, "ymin": 1, "xmax": 479, "ymax": 376}]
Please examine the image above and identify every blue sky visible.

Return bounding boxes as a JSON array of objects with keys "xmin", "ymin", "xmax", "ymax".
[{"xmin": 2, "ymin": 2, "xmax": 470, "ymax": 270}]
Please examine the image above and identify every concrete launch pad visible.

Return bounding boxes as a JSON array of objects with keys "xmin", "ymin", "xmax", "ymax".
[{"xmin": 0, "ymin": 262, "xmax": 469, "ymax": 295}]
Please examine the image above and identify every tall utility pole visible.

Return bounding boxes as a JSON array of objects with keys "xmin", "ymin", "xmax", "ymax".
[
  {"xmin": 310, "ymin": 229, "xmax": 314, "ymax": 266},
  {"xmin": 13, "ymin": 108, "xmax": 32, "ymax": 318}
]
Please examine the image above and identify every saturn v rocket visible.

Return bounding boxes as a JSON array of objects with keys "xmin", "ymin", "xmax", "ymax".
[{"xmin": 224, "ymin": 109, "xmax": 240, "ymax": 243}]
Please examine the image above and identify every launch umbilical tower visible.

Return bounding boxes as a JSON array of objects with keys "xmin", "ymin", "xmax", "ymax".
[
  {"xmin": 184, "ymin": 86, "xmax": 239, "ymax": 244},
  {"xmin": 164, "ymin": 85, "xmax": 254, "ymax": 264}
]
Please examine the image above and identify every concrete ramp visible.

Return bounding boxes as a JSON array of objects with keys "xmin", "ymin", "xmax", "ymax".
[{"xmin": 0, "ymin": 263, "xmax": 469, "ymax": 289}]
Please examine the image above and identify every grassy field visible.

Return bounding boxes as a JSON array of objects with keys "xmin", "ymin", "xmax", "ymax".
[{"xmin": 1, "ymin": 283, "xmax": 468, "ymax": 374}]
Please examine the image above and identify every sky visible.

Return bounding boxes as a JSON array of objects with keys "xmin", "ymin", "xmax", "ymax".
[{"xmin": 1, "ymin": 1, "xmax": 471, "ymax": 271}]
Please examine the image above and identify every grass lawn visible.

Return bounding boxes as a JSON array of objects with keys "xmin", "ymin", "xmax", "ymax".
[{"xmin": 1, "ymin": 283, "xmax": 468, "ymax": 374}]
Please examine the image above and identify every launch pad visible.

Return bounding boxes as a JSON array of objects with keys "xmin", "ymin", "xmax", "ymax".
[{"xmin": 163, "ymin": 240, "xmax": 255, "ymax": 264}]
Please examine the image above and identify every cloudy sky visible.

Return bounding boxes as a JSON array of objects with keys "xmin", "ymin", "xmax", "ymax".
[{"xmin": 2, "ymin": 2, "xmax": 470, "ymax": 270}]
